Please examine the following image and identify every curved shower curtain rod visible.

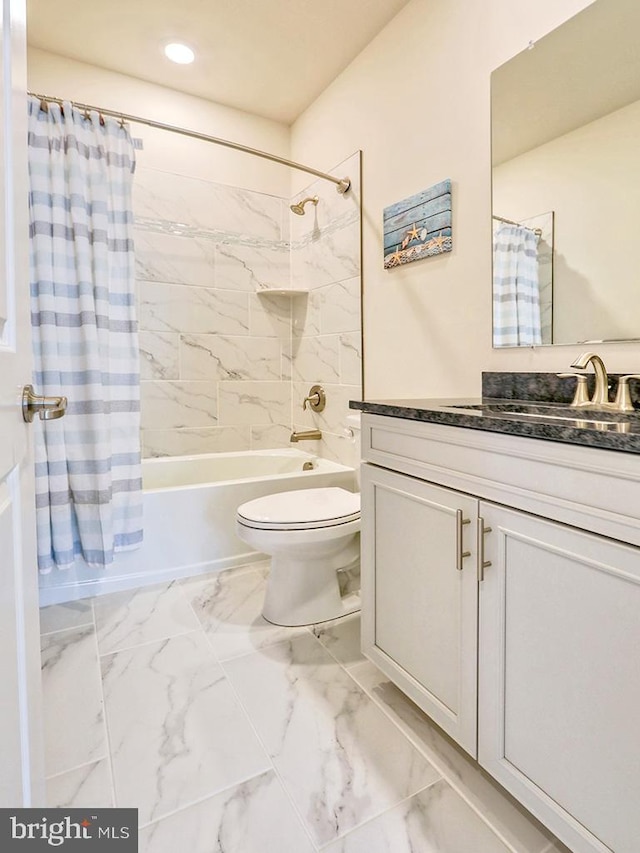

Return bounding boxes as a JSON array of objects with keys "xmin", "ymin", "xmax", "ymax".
[{"xmin": 28, "ymin": 91, "xmax": 352, "ymax": 195}]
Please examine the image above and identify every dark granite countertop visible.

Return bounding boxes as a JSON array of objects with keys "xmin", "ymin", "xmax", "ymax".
[
  {"xmin": 350, "ymin": 373, "xmax": 640, "ymax": 455},
  {"xmin": 350, "ymin": 397, "xmax": 640, "ymax": 454}
]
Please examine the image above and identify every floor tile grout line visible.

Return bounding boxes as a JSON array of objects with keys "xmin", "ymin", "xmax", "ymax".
[
  {"xmin": 175, "ymin": 579, "xmax": 320, "ymax": 663},
  {"xmin": 42, "ymin": 573, "xmax": 518, "ymax": 851},
  {"xmin": 216, "ymin": 637, "xmax": 322, "ymax": 852},
  {"xmin": 136, "ymin": 767, "xmax": 278, "ymax": 833},
  {"xmin": 206, "ymin": 625, "xmax": 311, "ymax": 664},
  {"xmin": 92, "ymin": 579, "xmax": 203, "ymax": 656},
  {"xmin": 343, "ymin": 665, "xmax": 521, "ymax": 853},
  {"xmin": 48, "ymin": 571, "xmax": 517, "ymax": 850},
  {"xmin": 174, "ymin": 560, "xmax": 273, "ymax": 625},
  {"xmin": 96, "ymin": 626, "xmax": 205, "ymax": 660},
  {"xmin": 218, "ymin": 624, "xmax": 329, "ymax": 665},
  {"xmin": 45, "ymin": 754, "xmax": 111, "ymax": 784},
  {"xmin": 91, "ymin": 599, "xmax": 118, "ymax": 809},
  {"xmin": 311, "ymin": 626, "xmax": 366, "ymax": 671},
  {"xmin": 95, "ymin": 624, "xmax": 203, "ymax": 659},
  {"xmin": 306, "ymin": 623, "xmax": 453, "ymax": 850},
  {"xmin": 40, "ymin": 621, "xmax": 95, "ymax": 639},
  {"xmin": 90, "ymin": 583, "xmax": 276, "ymax": 831},
  {"xmin": 41, "ymin": 615, "xmax": 112, "ymax": 790},
  {"xmin": 174, "ymin": 584, "xmax": 252, "ymax": 672},
  {"xmin": 175, "ymin": 558, "xmax": 338, "ymax": 850},
  {"xmin": 316, "ymin": 775, "xmax": 445, "ymax": 851},
  {"xmin": 218, "ymin": 624, "xmax": 444, "ymax": 851}
]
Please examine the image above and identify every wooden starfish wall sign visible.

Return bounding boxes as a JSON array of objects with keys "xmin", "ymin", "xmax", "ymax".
[{"xmin": 383, "ymin": 178, "xmax": 452, "ymax": 269}]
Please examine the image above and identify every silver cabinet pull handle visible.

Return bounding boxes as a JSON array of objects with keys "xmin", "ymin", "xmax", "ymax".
[
  {"xmin": 22, "ymin": 384, "xmax": 67, "ymax": 423},
  {"xmin": 455, "ymin": 509, "xmax": 471, "ymax": 571},
  {"xmin": 477, "ymin": 516, "xmax": 492, "ymax": 582}
]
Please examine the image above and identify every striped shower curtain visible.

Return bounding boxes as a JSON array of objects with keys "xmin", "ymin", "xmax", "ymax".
[
  {"xmin": 28, "ymin": 97, "xmax": 143, "ymax": 572},
  {"xmin": 492, "ymin": 223, "xmax": 542, "ymax": 347}
]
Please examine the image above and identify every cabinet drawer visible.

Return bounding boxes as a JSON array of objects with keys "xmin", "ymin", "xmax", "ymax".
[{"xmin": 361, "ymin": 413, "xmax": 640, "ymax": 548}]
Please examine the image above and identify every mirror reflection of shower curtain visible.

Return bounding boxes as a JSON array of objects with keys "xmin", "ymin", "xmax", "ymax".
[
  {"xmin": 492, "ymin": 223, "xmax": 542, "ymax": 347},
  {"xmin": 28, "ymin": 97, "xmax": 143, "ymax": 572}
]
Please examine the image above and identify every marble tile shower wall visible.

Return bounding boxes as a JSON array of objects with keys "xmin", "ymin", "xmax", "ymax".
[
  {"xmin": 133, "ymin": 167, "xmax": 294, "ymax": 457},
  {"xmin": 133, "ymin": 153, "xmax": 362, "ymax": 461},
  {"xmin": 290, "ymin": 152, "xmax": 363, "ymax": 467}
]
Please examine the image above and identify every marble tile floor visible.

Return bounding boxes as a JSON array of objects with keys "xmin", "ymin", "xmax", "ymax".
[{"xmin": 39, "ymin": 561, "xmax": 570, "ymax": 853}]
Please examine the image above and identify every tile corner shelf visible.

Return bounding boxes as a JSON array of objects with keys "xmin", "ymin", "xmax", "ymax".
[{"xmin": 256, "ymin": 288, "xmax": 309, "ymax": 297}]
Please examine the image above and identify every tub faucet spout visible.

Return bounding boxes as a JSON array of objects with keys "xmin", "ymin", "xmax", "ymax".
[{"xmin": 290, "ymin": 429, "xmax": 322, "ymax": 442}]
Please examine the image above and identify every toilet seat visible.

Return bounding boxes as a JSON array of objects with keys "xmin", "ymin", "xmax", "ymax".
[{"xmin": 237, "ymin": 487, "xmax": 360, "ymax": 531}]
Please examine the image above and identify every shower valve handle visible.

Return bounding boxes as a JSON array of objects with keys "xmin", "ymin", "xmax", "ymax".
[
  {"xmin": 22, "ymin": 384, "xmax": 67, "ymax": 423},
  {"xmin": 302, "ymin": 385, "xmax": 326, "ymax": 412}
]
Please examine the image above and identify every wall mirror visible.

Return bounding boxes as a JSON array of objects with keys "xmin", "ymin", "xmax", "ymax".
[{"xmin": 491, "ymin": 0, "xmax": 640, "ymax": 347}]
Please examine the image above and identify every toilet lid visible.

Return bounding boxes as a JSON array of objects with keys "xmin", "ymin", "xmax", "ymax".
[{"xmin": 237, "ymin": 487, "xmax": 360, "ymax": 530}]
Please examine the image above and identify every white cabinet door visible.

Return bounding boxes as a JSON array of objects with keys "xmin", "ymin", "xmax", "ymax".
[
  {"xmin": 478, "ymin": 503, "xmax": 640, "ymax": 853},
  {"xmin": 361, "ymin": 463, "xmax": 479, "ymax": 756},
  {"xmin": 0, "ymin": 0, "xmax": 44, "ymax": 806}
]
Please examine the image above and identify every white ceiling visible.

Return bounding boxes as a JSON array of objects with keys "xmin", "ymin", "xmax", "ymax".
[
  {"xmin": 492, "ymin": 0, "xmax": 640, "ymax": 165},
  {"xmin": 26, "ymin": 0, "xmax": 410, "ymax": 125}
]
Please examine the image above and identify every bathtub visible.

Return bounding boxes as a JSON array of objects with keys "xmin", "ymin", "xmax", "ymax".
[{"xmin": 39, "ymin": 449, "xmax": 357, "ymax": 606}]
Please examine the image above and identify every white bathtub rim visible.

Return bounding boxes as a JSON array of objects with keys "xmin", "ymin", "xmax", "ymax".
[
  {"xmin": 144, "ymin": 447, "xmax": 317, "ymax": 462},
  {"xmin": 144, "ymin": 461, "xmax": 354, "ymax": 494},
  {"xmin": 142, "ymin": 448, "xmax": 354, "ymax": 493}
]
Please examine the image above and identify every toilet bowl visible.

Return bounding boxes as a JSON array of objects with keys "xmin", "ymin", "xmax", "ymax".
[{"xmin": 236, "ymin": 487, "xmax": 360, "ymax": 627}]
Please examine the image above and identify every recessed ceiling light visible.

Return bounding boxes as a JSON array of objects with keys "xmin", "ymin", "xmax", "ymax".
[{"xmin": 164, "ymin": 42, "xmax": 195, "ymax": 65}]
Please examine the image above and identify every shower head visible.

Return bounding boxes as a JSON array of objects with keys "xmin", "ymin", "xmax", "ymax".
[{"xmin": 290, "ymin": 195, "xmax": 319, "ymax": 216}]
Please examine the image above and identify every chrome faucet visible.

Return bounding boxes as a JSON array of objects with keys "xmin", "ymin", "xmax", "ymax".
[{"xmin": 570, "ymin": 352, "xmax": 609, "ymax": 407}]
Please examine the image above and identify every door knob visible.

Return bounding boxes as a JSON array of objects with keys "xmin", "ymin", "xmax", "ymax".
[{"xmin": 22, "ymin": 385, "xmax": 67, "ymax": 423}]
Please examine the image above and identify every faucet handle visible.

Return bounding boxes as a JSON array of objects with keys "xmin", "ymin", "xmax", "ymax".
[
  {"xmin": 557, "ymin": 373, "xmax": 590, "ymax": 407},
  {"xmin": 613, "ymin": 375, "xmax": 640, "ymax": 412},
  {"xmin": 302, "ymin": 384, "xmax": 326, "ymax": 412}
]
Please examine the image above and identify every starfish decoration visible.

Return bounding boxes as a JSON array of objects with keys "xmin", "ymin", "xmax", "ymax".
[
  {"xmin": 405, "ymin": 223, "xmax": 420, "ymax": 241},
  {"xmin": 431, "ymin": 233, "xmax": 448, "ymax": 249},
  {"xmin": 386, "ymin": 246, "xmax": 403, "ymax": 266}
]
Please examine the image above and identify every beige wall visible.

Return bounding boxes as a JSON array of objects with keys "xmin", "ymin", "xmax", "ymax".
[
  {"xmin": 494, "ymin": 97, "xmax": 640, "ymax": 344},
  {"xmin": 27, "ymin": 48, "xmax": 291, "ymax": 196},
  {"xmin": 290, "ymin": 0, "xmax": 640, "ymax": 399}
]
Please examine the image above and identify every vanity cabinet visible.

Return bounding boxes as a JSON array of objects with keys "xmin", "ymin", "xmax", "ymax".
[
  {"xmin": 360, "ymin": 464, "xmax": 479, "ymax": 755},
  {"xmin": 479, "ymin": 503, "xmax": 640, "ymax": 853},
  {"xmin": 360, "ymin": 412, "xmax": 640, "ymax": 853}
]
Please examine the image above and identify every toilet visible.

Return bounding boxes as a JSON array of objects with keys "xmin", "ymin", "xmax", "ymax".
[{"xmin": 236, "ymin": 487, "xmax": 360, "ymax": 626}]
